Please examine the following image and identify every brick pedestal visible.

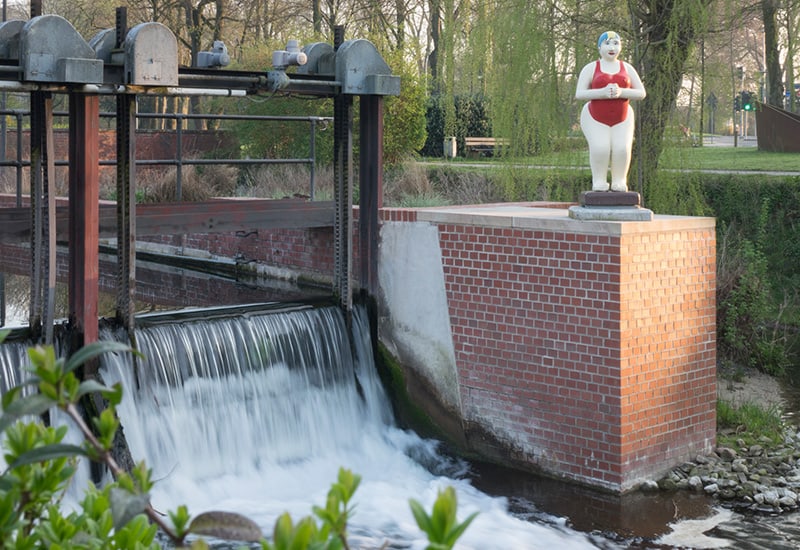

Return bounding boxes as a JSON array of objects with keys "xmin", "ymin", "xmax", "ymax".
[{"xmin": 382, "ymin": 203, "xmax": 716, "ymax": 492}]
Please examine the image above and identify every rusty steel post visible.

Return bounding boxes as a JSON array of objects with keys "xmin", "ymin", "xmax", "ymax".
[
  {"xmin": 29, "ymin": 91, "xmax": 56, "ymax": 343},
  {"xmin": 68, "ymin": 93, "xmax": 100, "ymax": 350},
  {"xmin": 333, "ymin": 26, "xmax": 353, "ymax": 315},
  {"xmin": 115, "ymin": 8, "xmax": 136, "ymax": 333},
  {"xmin": 358, "ymin": 95, "xmax": 383, "ymax": 298},
  {"xmin": 116, "ymin": 93, "xmax": 137, "ymax": 332},
  {"xmin": 29, "ymin": 92, "xmax": 43, "ymax": 333}
]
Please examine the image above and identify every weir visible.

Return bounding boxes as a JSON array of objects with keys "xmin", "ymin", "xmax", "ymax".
[{"xmin": 95, "ymin": 303, "xmax": 599, "ymax": 548}]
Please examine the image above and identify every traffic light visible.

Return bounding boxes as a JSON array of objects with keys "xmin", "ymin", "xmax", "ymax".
[
  {"xmin": 741, "ymin": 91, "xmax": 754, "ymax": 111},
  {"xmin": 734, "ymin": 95, "xmax": 741, "ymax": 111}
]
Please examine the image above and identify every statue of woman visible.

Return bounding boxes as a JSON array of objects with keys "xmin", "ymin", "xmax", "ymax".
[{"xmin": 575, "ymin": 31, "xmax": 646, "ymax": 192}]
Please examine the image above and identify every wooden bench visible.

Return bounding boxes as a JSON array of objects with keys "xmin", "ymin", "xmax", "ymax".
[{"xmin": 464, "ymin": 137, "xmax": 509, "ymax": 157}]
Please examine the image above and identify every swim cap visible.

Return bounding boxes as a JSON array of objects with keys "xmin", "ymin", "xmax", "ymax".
[{"xmin": 597, "ymin": 31, "xmax": 619, "ymax": 49}]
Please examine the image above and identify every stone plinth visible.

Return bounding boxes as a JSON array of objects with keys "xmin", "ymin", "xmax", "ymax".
[{"xmin": 569, "ymin": 191, "xmax": 653, "ymax": 221}]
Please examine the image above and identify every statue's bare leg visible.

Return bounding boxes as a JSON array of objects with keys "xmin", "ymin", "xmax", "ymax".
[
  {"xmin": 580, "ymin": 106, "xmax": 611, "ymax": 191},
  {"xmin": 609, "ymin": 110, "xmax": 635, "ymax": 192}
]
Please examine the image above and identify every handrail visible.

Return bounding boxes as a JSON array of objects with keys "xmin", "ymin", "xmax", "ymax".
[{"xmin": 0, "ymin": 108, "xmax": 332, "ymax": 203}]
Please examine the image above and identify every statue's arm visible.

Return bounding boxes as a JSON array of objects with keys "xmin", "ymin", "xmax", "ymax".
[
  {"xmin": 620, "ymin": 63, "xmax": 646, "ymax": 100},
  {"xmin": 575, "ymin": 63, "xmax": 603, "ymax": 101}
]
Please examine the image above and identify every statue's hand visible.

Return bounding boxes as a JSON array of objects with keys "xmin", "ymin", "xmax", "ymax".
[{"xmin": 606, "ymin": 83, "xmax": 621, "ymax": 98}]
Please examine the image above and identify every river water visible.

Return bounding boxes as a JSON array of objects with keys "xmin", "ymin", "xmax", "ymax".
[{"xmin": 4, "ymin": 271, "xmax": 800, "ymax": 548}]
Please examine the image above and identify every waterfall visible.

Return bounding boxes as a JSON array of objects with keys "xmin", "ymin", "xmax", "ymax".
[
  {"xmin": 0, "ymin": 338, "xmax": 33, "ymax": 394},
  {"xmin": 2, "ymin": 303, "xmax": 600, "ymax": 548}
]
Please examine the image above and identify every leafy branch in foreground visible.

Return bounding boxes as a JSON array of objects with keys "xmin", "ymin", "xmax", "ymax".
[
  {"xmin": 0, "ymin": 337, "xmax": 477, "ymax": 548},
  {"xmin": 1, "ymin": 340, "xmax": 264, "ymax": 548},
  {"xmin": 410, "ymin": 486, "xmax": 478, "ymax": 550}
]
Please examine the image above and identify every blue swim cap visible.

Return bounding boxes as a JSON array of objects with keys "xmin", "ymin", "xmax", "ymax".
[{"xmin": 597, "ymin": 31, "xmax": 619, "ymax": 49}]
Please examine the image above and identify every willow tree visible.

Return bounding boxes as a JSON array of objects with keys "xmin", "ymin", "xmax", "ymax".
[
  {"xmin": 483, "ymin": 0, "xmax": 576, "ymax": 156},
  {"xmin": 632, "ymin": 0, "xmax": 712, "ymax": 199}
]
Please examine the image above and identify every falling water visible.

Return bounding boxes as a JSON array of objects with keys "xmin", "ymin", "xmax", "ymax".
[
  {"xmin": 99, "ymin": 304, "xmax": 605, "ymax": 549},
  {"xmin": 0, "ymin": 338, "xmax": 32, "ymax": 394}
]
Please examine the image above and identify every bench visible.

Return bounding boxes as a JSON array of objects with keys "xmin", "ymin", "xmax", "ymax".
[{"xmin": 464, "ymin": 137, "xmax": 509, "ymax": 157}]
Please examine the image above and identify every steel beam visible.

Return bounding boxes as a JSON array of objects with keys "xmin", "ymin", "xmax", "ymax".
[
  {"xmin": 358, "ymin": 95, "xmax": 383, "ymax": 298},
  {"xmin": 68, "ymin": 92, "xmax": 100, "ymax": 346}
]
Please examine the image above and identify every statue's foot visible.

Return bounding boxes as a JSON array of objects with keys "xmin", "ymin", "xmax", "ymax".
[
  {"xmin": 610, "ymin": 182, "xmax": 628, "ymax": 192},
  {"xmin": 592, "ymin": 182, "xmax": 609, "ymax": 192}
]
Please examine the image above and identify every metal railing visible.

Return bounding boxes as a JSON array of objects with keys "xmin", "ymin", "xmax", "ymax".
[{"xmin": 0, "ymin": 108, "xmax": 332, "ymax": 204}]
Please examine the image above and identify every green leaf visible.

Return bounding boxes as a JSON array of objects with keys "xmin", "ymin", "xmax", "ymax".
[
  {"xmin": 75, "ymin": 379, "xmax": 115, "ymax": 400},
  {"xmin": 109, "ymin": 487, "xmax": 150, "ymax": 530},
  {"xmin": 443, "ymin": 511, "xmax": 478, "ymax": 546},
  {"xmin": 168, "ymin": 504, "xmax": 191, "ymax": 537},
  {"xmin": 6, "ymin": 443, "xmax": 87, "ymax": 469},
  {"xmin": 409, "ymin": 499, "xmax": 433, "ymax": 534},
  {"xmin": 272, "ymin": 512, "xmax": 294, "ymax": 546},
  {"xmin": 188, "ymin": 510, "xmax": 263, "ymax": 542},
  {"xmin": 0, "ymin": 393, "xmax": 55, "ymax": 433},
  {"xmin": 64, "ymin": 341, "xmax": 139, "ymax": 375}
]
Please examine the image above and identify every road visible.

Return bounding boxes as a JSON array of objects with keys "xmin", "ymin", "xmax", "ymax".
[{"xmin": 702, "ymin": 135, "xmax": 757, "ymax": 147}]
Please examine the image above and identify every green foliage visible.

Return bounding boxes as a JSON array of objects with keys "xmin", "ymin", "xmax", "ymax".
[
  {"xmin": 491, "ymin": 166, "xmax": 588, "ymax": 203},
  {"xmin": 485, "ymin": 5, "xmax": 571, "ymax": 158},
  {"xmin": 702, "ymin": 175, "xmax": 800, "ymax": 291},
  {"xmin": 716, "ymin": 399, "xmax": 784, "ymax": 447},
  {"xmin": 641, "ymin": 170, "xmax": 711, "ymax": 216},
  {"xmin": 0, "ymin": 337, "xmax": 476, "ymax": 549},
  {"xmin": 380, "ymin": 49, "xmax": 429, "ymax": 165},
  {"xmin": 704, "ymin": 175, "xmax": 800, "ymax": 373},
  {"xmin": 409, "ymin": 486, "xmax": 478, "ymax": 550},
  {"xmin": 421, "ymin": 94, "xmax": 491, "ymax": 157},
  {"xmin": 716, "ymin": 227, "xmax": 790, "ymax": 376}
]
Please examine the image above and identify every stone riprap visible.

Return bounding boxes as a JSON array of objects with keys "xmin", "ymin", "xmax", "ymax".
[{"xmin": 648, "ymin": 430, "xmax": 800, "ymax": 513}]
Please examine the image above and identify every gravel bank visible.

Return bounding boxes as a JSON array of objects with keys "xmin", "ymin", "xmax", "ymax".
[{"xmin": 647, "ymin": 368, "xmax": 800, "ymax": 514}]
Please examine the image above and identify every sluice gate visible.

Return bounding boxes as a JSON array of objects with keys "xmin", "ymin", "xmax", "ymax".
[{"xmin": 0, "ymin": 2, "xmax": 399, "ymax": 351}]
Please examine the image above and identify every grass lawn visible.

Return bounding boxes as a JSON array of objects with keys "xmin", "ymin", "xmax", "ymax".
[
  {"xmin": 432, "ymin": 143, "xmax": 800, "ymax": 173},
  {"xmin": 659, "ymin": 146, "xmax": 800, "ymax": 172}
]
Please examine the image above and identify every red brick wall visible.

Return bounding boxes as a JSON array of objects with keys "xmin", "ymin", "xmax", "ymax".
[
  {"xmin": 140, "ymin": 226, "xmax": 335, "ymax": 282},
  {"xmin": 381, "ymin": 206, "xmax": 716, "ymax": 491}
]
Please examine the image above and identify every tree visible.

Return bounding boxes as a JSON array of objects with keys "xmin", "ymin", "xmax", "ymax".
[
  {"xmin": 632, "ymin": 0, "xmax": 712, "ymax": 193},
  {"xmin": 762, "ymin": 0, "xmax": 785, "ymax": 106}
]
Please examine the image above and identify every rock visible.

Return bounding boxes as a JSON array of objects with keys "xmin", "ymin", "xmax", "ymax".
[
  {"xmin": 749, "ymin": 444, "xmax": 764, "ymax": 456},
  {"xmin": 639, "ymin": 480, "xmax": 659, "ymax": 493},
  {"xmin": 717, "ymin": 447, "xmax": 738, "ymax": 461},
  {"xmin": 731, "ymin": 459, "xmax": 749, "ymax": 474},
  {"xmin": 763, "ymin": 490, "xmax": 780, "ymax": 506},
  {"xmin": 704, "ymin": 483, "xmax": 719, "ymax": 494},
  {"xmin": 658, "ymin": 478, "xmax": 678, "ymax": 491},
  {"xmin": 688, "ymin": 476, "xmax": 703, "ymax": 491},
  {"xmin": 779, "ymin": 495, "xmax": 797, "ymax": 508}
]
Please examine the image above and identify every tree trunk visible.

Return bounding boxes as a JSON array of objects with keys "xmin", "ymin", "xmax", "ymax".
[
  {"xmin": 634, "ymin": 0, "xmax": 710, "ymax": 194},
  {"xmin": 762, "ymin": 0, "xmax": 784, "ymax": 106},
  {"xmin": 428, "ymin": 0, "xmax": 440, "ymax": 88}
]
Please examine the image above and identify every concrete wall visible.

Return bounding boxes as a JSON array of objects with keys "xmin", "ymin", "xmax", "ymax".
[{"xmin": 377, "ymin": 204, "xmax": 716, "ymax": 493}]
